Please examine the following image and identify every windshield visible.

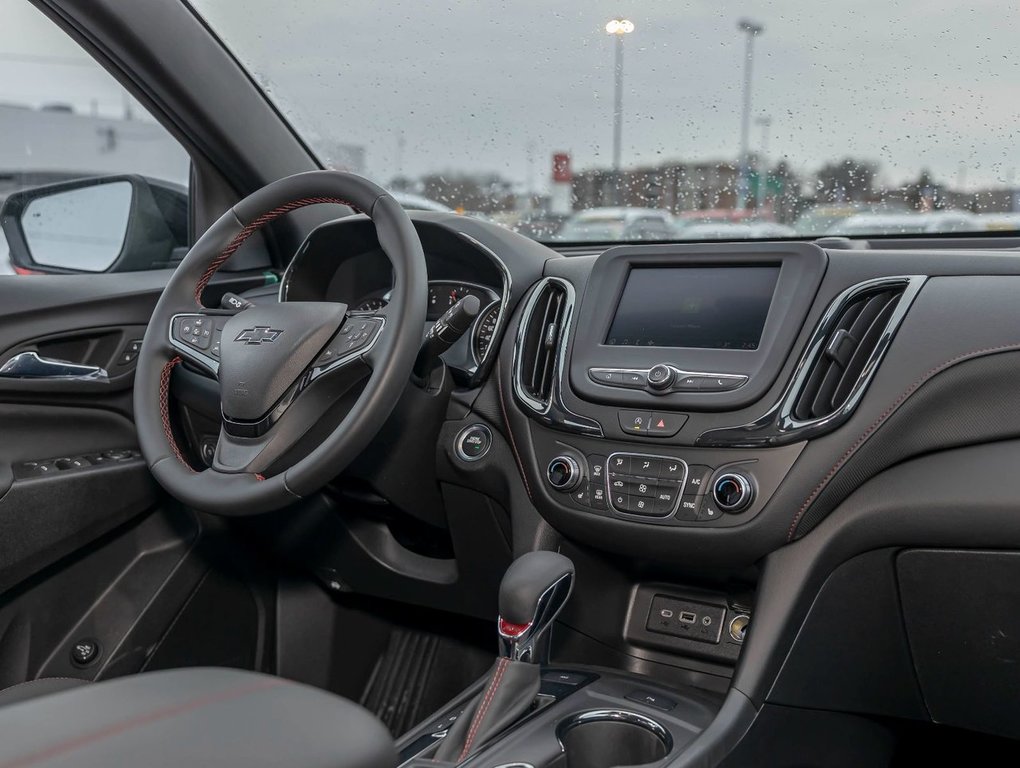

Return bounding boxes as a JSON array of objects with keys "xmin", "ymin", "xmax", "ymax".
[{"xmin": 192, "ymin": 1, "xmax": 1020, "ymax": 244}]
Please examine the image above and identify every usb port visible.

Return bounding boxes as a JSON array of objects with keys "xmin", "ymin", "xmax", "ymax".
[{"xmin": 678, "ymin": 611, "xmax": 697, "ymax": 624}]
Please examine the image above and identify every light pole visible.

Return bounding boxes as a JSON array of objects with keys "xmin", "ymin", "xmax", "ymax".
[
  {"xmin": 737, "ymin": 19, "xmax": 764, "ymax": 210},
  {"xmin": 606, "ymin": 18, "xmax": 634, "ymax": 175},
  {"xmin": 755, "ymin": 114, "xmax": 772, "ymax": 210}
]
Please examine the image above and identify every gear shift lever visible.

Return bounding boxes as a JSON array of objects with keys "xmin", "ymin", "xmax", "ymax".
[
  {"xmin": 497, "ymin": 551, "xmax": 574, "ymax": 663},
  {"xmin": 434, "ymin": 551, "xmax": 574, "ymax": 764}
]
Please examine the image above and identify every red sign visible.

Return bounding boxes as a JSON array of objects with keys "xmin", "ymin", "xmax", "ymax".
[{"xmin": 552, "ymin": 153, "xmax": 572, "ymax": 183}]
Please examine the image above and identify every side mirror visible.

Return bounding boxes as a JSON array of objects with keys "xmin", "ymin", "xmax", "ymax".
[{"xmin": 0, "ymin": 175, "xmax": 188, "ymax": 274}]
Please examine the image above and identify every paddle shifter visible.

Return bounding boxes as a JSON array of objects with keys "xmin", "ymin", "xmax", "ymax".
[{"xmin": 434, "ymin": 551, "xmax": 574, "ymax": 764}]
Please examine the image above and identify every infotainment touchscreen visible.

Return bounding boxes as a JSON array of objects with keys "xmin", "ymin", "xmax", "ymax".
[{"xmin": 604, "ymin": 265, "xmax": 780, "ymax": 349}]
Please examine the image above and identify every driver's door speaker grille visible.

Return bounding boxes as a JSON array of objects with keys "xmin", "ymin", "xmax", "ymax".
[
  {"xmin": 520, "ymin": 282, "xmax": 566, "ymax": 405},
  {"xmin": 793, "ymin": 285, "xmax": 906, "ymax": 420}
]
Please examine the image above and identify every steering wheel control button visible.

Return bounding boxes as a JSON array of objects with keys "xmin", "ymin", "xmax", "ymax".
[
  {"xmin": 318, "ymin": 317, "xmax": 384, "ymax": 365},
  {"xmin": 71, "ymin": 638, "xmax": 100, "ymax": 667},
  {"xmin": 712, "ymin": 473, "xmax": 754, "ymax": 513},
  {"xmin": 647, "ymin": 412, "xmax": 687, "ymax": 437},
  {"xmin": 547, "ymin": 456, "xmax": 581, "ymax": 492},
  {"xmin": 647, "ymin": 364, "xmax": 675, "ymax": 391},
  {"xmin": 172, "ymin": 315, "xmax": 213, "ymax": 350},
  {"xmin": 455, "ymin": 424, "xmax": 492, "ymax": 462},
  {"xmin": 618, "ymin": 410, "xmax": 652, "ymax": 434}
]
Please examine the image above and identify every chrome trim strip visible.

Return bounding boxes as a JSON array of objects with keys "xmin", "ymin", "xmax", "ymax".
[
  {"xmin": 556, "ymin": 709, "xmax": 673, "ymax": 752},
  {"xmin": 697, "ymin": 275, "xmax": 927, "ymax": 447},
  {"xmin": 511, "ymin": 277, "xmax": 603, "ymax": 436}
]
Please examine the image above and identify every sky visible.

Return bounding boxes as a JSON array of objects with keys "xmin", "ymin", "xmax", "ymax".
[{"xmin": 3, "ymin": 0, "xmax": 1019, "ymax": 194}]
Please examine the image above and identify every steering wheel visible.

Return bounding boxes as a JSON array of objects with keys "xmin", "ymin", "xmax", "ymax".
[{"xmin": 134, "ymin": 171, "xmax": 427, "ymax": 515}]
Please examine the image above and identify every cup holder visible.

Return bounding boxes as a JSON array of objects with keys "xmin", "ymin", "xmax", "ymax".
[{"xmin": 556, "ymin": 709, "xmax": 673, "ymax": 768}]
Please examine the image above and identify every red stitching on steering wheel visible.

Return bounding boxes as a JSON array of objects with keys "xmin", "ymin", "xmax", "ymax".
[
  {"xmin": 193, "ymin": 196, "xmax": 359, "ymax": 305},
  {"xmin": 159, "ymin": 356, "xmax": 194, "ymax": 471}
]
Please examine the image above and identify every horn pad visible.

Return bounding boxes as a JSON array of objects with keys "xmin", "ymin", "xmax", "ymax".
[{"xmin": 218, "ymin": 302, "xmax": 347, "ymax": 422}]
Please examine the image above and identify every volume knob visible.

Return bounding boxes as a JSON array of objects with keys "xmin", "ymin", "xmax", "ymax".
[{"xmin": 647, "ymin": 364, "xmax": 675, "ymax": 391}]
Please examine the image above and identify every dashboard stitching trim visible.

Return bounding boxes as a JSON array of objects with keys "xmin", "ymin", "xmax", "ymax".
[
  {"xmin": 497, "ymin": 360, "xmax": 533, "ymax": 500},
  {"xmin": 789, "ymin": 341, "xmax": 1020, "ymax": 541}
]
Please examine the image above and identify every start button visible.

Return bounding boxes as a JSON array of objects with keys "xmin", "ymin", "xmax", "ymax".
[{"xmin": 455, "ymin": 424, "xmax": 492, "ymax": 462}]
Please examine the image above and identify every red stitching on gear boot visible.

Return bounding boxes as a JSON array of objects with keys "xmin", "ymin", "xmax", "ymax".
[
  {"xmin": 458, "ymin": 657, "xmax": 510, "ymax": 761},
  {"xmin": 159, "ymin": 356, "xmax": 193, "ymax": 471},
  {"xmin": 193, "ymin": 196, "xmax": 359, "ymax": 305}
]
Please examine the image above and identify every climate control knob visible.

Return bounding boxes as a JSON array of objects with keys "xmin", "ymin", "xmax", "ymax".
[
  {"xmin": 546, "ymin": 456, "xmax": 581, "ymax": 492},
  {"xmin": 647, "ymin": 364, "xmax": 676, "ymax": 391},
  {"xmin": 712, "ymin": 473, "xmax": 754, "ymax": 513}
]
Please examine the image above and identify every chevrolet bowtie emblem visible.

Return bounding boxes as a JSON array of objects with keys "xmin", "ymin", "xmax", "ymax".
[{"xmin": 234, "ymin": 326, "xmax": 283, "ymax": 345}]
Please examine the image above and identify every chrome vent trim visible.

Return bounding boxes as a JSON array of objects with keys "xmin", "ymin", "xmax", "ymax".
[
  {"xmin": 697, "ymin": 275, "xmax": 927, "ymax": 448},
  {"xmin": 512, "ymin": 277, "xmax": 603, "ymax": 436}
]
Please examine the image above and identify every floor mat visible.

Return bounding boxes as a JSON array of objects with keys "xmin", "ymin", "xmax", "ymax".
[{"xmin": 359, "ymin": 628, "xmax": 491, "ymax": 736}]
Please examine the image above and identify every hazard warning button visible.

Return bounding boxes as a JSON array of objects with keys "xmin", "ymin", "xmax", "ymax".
[{"xmin": 647, "ymin": 412, "xmax": 688, "ymax": 437}]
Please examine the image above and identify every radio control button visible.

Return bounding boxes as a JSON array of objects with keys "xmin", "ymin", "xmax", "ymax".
[
  {"xmin": 589, "ymin": 368, "xmax": 622, "ymax": 385},
  {"xmin": 699, "ymin": 375, "xmax": 748, "ymax": 392},
  {"xmin": 647, "ymin": 364, "xmax": 675, "ymax": 390},
  {"xmin": 619, "ymin": 411, "xmax": 653, "ymax": 434},
  {"xmin": 621, "ymin": 371, "xmax": 647, "ymax": 388},
  {"xmin": 648, "ymin": 412, "xmax": 687, "ymax": 437},
  {"xmin": 674, "ymin": 374, "xmax": 704, "ymax": 391}
]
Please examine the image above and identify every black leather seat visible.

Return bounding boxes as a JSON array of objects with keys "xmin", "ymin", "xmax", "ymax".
[
  {"xmin": 0, "ymin": 677, "xmax": 90, "ymax": 708},
  {"xmin": 0, "ymin": 667, "xmax": 397, "ymax": 767}
]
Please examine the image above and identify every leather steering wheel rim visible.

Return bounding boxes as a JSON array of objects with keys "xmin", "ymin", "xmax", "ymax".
[{"xmin": 134, "ymin": 170, "xmax": 428, "ymax": 515}]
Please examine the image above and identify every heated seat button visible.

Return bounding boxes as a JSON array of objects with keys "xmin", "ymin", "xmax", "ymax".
[
  {"xmin": 619, "ymin": 411, "xmax": 653, "ymax": 434},
  {"xmin": 647, "ymin": 412, "xmax": 687, "ymax": 437},
  {"xmin": 570, "ymin": 485, "xmax": 591, "ymax": 507}
]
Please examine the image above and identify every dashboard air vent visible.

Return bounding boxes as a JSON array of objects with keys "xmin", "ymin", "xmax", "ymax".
[
  {"xmin": 518, "ymin": 280, "xmax": 568, "ymax": 406},
  {"xmin": 792, "ymin": 284, "xmax": 907, "ymax": 421}
]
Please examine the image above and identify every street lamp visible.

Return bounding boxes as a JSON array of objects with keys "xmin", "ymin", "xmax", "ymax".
[
  {"xmin": 606, "ymin": 18, "xmax": 634, "ymax": 174},
  {"xmin": 755, "ymin": 114, "xmax": 772, "ymax": 210},
  {"xmin": 737, "ymin": 18, "xmax": 764, "ymax": 210}
]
